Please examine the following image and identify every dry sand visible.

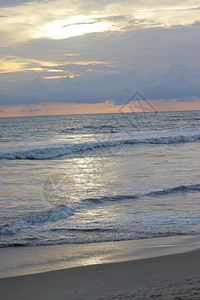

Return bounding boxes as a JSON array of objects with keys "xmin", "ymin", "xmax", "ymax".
[{"xmin": 0, "ymin": 249, "xmax": 200, "ymax": 300}]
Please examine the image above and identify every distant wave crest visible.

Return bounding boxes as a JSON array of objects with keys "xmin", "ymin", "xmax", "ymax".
[{"xmin": 61, "ymin": 124, "xmax": 119, "ymax": 134}]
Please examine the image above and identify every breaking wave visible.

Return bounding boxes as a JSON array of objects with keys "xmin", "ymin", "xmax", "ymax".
[
  {"xmin": 0, "ymin": 205, "xmax": 73, "ymax": 236},
  {"xmin": 0, "ymin": 183, "xmax": 199, "ymax": 241},
  {"xmin": 1, "ymin": 131, "xmax": 200, "ymax": 160}
]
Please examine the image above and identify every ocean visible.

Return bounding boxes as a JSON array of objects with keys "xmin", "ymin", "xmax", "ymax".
[{"xmin": 0, "ymin": 110, "xmax": 200, "ymax": 248}]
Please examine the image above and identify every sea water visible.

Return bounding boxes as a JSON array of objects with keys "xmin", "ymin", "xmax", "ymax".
[{"xmin": 0, "ymin": 110, "xmax": 200, "ymax": 247}]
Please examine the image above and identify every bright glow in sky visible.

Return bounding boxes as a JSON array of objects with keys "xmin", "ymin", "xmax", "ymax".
[
  {"xmin": 34, "ymin": 15, "xmax": 114, "ymax": 39},
  {"xmin": 0, "ymin": 0, "xmax": 199, "ymax": 116}
]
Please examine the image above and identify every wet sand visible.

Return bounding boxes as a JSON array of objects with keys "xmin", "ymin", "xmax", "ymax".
[{"xmin": 1, "ymin": 248, "xmax": 200, "ymax": 300}]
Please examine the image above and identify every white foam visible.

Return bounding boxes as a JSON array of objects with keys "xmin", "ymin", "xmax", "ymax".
[
  {"xmin": 0, "ymin": 129, "xmax": 200, "ymax": 160},
  {"xmin": 0, "ymin": 205, "xmax": 74, "ymax": 236}
]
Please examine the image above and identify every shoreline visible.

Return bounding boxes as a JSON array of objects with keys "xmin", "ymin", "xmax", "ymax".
[
  {"xmin": 0, "ymin": 234, "xmax": 200, "ymax": 279},
  {"xmin": 1, "ymin": 248, "xmax": 200, "ymax": 299}
]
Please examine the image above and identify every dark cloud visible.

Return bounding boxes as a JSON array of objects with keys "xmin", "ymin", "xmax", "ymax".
[
  {"xmin": 0, "ymin": 62, "xmax": 200, "ymax": 106},
  {"xmin": 176, "ymin": 96, "xmax": 195, "ymax": 102},
  {"xmin": 62, "ymin": 15, "xmax": 128, "ymax": 28},
  {"xmin": 43, "ymin": 63, "xmax": 114, "ymax": 74},
  {"xmin": 29, "ymin": 108, "xmax": 42, "ymax": 112},
  {"xmin": 20, "ymin": 22, "xmax": 200, "ymax": 73},
  {"xmin": 21, "ymin": 107, "xmax": 42, "ymax": 112}
]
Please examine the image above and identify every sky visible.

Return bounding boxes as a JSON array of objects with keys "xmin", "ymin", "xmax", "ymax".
[{"xmin": 0, "ymin": 0, "xmax": 200, "ymax": 117}]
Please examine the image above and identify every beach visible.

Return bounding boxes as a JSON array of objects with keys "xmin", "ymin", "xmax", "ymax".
[
  {"xmin": 1, "ymin": 236, "xmax": 200, "ymax": 299},
  {"xmin": 1, "ymin": 0, "xmax": 200, "ymax": 296},
  {"xmin": 1, "ymin": 248, "xmax": 200, "ymax": 300},
  {"xmin": 1, "ymin": 112, "xmax": 200, "ymax": 299}
]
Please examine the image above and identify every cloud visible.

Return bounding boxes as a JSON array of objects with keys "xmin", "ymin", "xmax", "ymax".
[
  {"xmin": 28, "ymin": 108, "xmax": 42, "ymax": 112},
  {"xmin": 0, "ymin": 110, "xmax": 4, "ymax": 112},
  {"xmin": 0, "ymin": 0, "xmax": 200, "ymax": 111},
  {"xmin": 1, "ymin": 21, "xmax": 199, "ymax": 78},
  {"xmin": 0, "ymin": 61, "xmax": 200, "ymax": 107},
  {"xmin": 0, "ymin": 20, "xmax": 200, "ymax": 106},
  {"xmin": 0, "ymin": 0, "xmax": 200, "ymax": 47},
  {"xmin": 1, "ymin": 97, "xmax": 200, "ymax": 117},
  {"xmin": 0, "ymin": 0, "xmax": 48, "ymax": 8},
  {"xmin": 61, "ymin": 15, "xmax": 127, "ymax": 28},
  {"xmin": 176, "ymin": 96, "xmax": 195, "ymax": 102},
  {"xmin": 19, "ymin": 21, "xmax": 200, "ymax": 72},
  {"xmin": 20, "ymin": 107, "xmax": 42, "ymax": 114}
]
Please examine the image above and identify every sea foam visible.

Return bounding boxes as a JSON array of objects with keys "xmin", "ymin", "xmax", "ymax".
[
  {"xmin": 0, "ymin": 205, "xmax": 73, "ymax": 236},
  {"xmin": 0, "ymin": 130, "xmax": 200, "ymax": 160}
]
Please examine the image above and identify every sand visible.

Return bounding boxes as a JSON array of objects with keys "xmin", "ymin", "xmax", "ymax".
[
  {"xmin": 1, "ymin": 248, "xmax": 200, "ymax": 300},
  {"xmin": 1, "ymin": 235, "xmax": 200, "ymax": 279}
]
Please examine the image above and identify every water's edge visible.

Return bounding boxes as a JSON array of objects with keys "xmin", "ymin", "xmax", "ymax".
[{"xmin": 0, "ymin": 235, "xmax": 199, "ymax": 279}]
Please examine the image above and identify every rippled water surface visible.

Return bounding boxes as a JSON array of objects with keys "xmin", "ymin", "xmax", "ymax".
[{"xmin": 0, "ymin": 111, "xmax": 200, "ymax": 247}]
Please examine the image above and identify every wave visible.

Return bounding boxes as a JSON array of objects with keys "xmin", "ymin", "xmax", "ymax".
[
  {"xmin": 148, "ymin": 184, "xmax": 200, "ymax": 196},
  {"xmin": 0, "ymin": 183, "xmax": 199, "ymax": 242},
  {"xmin": 85, "ymin": 184, "xmax": 200, "ymax": 203},
  {"xmin": 85, "ymin": 195, "xmax": 139, "ymax": 203},
  {"xmin": 0, "ymin": 242, "xmax": 30, "ymax": 248},
  {"xmin": 50, "ymin": 227, "xmax": 112, "ymax": 232},
  {"xmin": 0, "ymin": 205, "xmax": 73, "ymax": 236},
  {"xmin": 0, "ymin": 184, "xmax": 199, "ymax": 236},
  {"xmin": 1, "ymin": 131, "xmax": 200, "ymax": 160},
  {"xmin": 61, "ymin": 124, "xmax": 120, "ymax": 134}
]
